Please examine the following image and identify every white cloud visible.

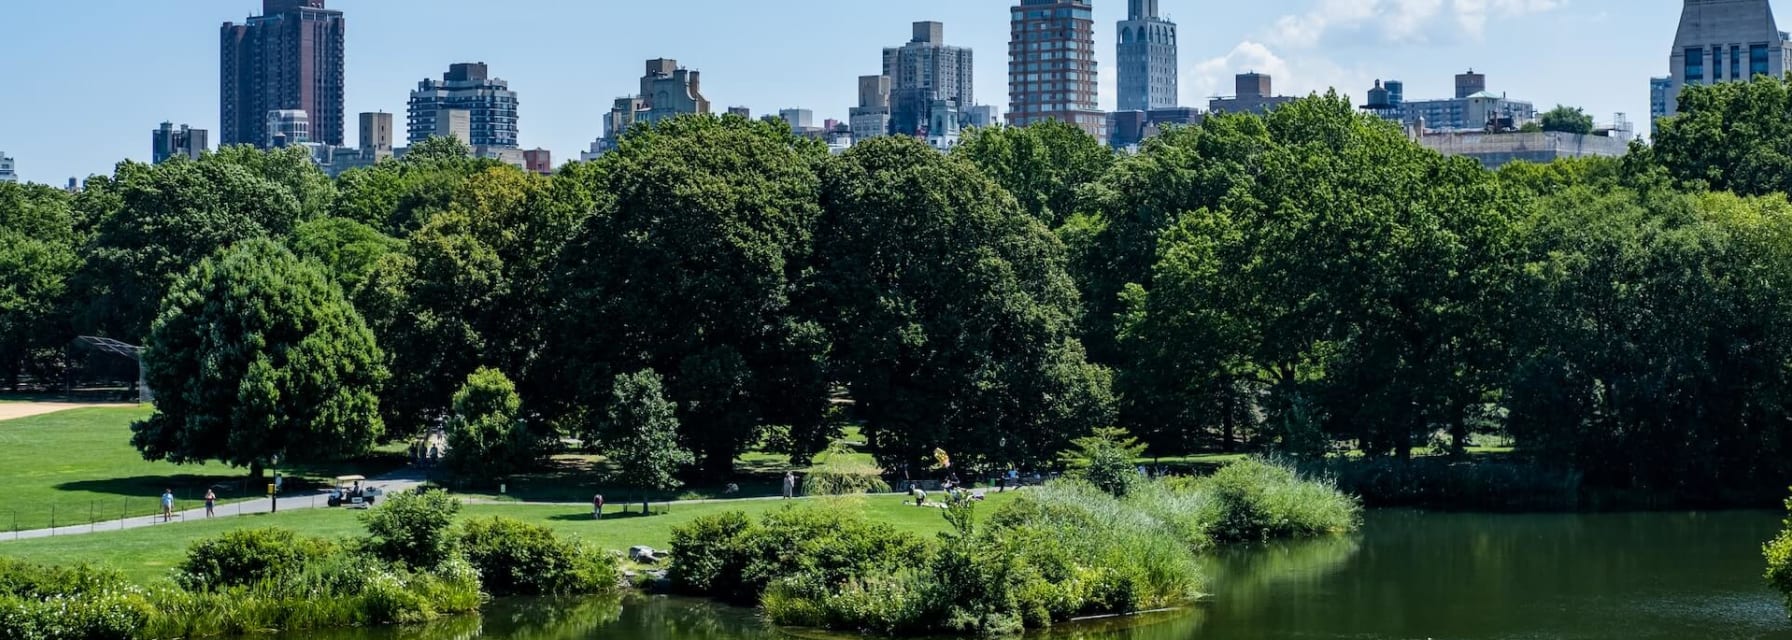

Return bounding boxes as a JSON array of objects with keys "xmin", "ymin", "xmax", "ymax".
[
  {"xmin": 1184, "ymin": 41, "xmax": 1374, "ymax": 105},
  {"xmin": 1266, "ymin": 0, "xmax": 1563, "ymax": 48}
]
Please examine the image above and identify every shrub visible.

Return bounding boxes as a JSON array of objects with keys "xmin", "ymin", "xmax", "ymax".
[
  {"xmin": 802, "ymin": 441, "xmax": 891, "ymax": 496},
  {"xmin": 174, "ymin": 527, "xmax": 337, "ymax": 591},
  {"xmin": 667, "ymin": 510, "xmax": 752, "ymax": 596},
  {"xmin": 1059, "ymin": 427, "xmax": 1147, "ymax": 497},
  {"xmin": 1766, "ymin": 491, "xmax": 1792, "ymax": 615},
  {"xmin": 361, "ymin": 490, "xmax": 461, "ymax": 569},
  {"xmin": 667, "ymin": 503, "xmax": 926, "ymax": 605},
  {"xmin": 1196, "ymin": 458, "xmax": 1360, "ymax": 543},
  {"xmin": 458, "ymin": 516, "xmax": 618, "ymax": 596}
]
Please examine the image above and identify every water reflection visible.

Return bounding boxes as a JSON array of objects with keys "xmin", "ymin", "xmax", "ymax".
[{"xmin": 275, "ymin": 511, "xmax": 1792, "ymax": 640}]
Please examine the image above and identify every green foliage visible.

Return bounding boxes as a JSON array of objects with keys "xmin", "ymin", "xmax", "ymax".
[
  {"xmin": 130, "ymin": 238, "xmax": 386, "ymax": 470},
  {"xmin": 667, "ymin": 511, "xmax": 754, "ymax": 596},
  {"xmin": 816, "ymin": 135, "xmax": 1114, "ymax": 468},
  {"xmin": 1538, "ymin": 105, "xmax": 1594, "ymax": 135},
  {"xmin": 1766, "ymin": 491, "xmax": 1792, "ymax": 615},
  {"xmin": 360, "ymin": 490, "xmax": 462, "ymax": 569},
  {"xmin": 601, "ymin": 369, "xmax": 693, "ymax": 498},
  {"xmin": 1059, "ymin": 427, "xmax": 1148, "ymax": 497},
  {"xmin": 953, "ymin": 120, "xmax": 1115, "ymax": 226},
  {"xmin": 0, "ymin": 182, "xmax": 79, "ymax": 389},
  {"xmin": 174, "ymin": 528, "xmax": 337, "ymax": 591},
  {"xmin": 288, "ymin": 216, "xmax": 401, "ymax": 295},
  {"xmin": 802, "ymin": 440, "xmax": 891, "ymax": 496},
  {"xmin": 457, "ymin": 517, "xmax": 618, "ymax": 597},
  {"xmin": 443, "ymin": 367, "xmax": 542, "ymax": 482},
  {"xmin": 1195, "ymin": 458, "xmax": 1361, "ymax": 543},
  {"xmin": 1653, "ymin": 75, "xmax": 1792, "ymax": 197},
  {"xmin": 667, "ymin": 503, "xmax": 925, "ymax": 605}
]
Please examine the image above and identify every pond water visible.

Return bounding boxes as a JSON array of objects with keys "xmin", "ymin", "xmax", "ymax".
[{"xmin": 287, "ymin": 510, "xmax": 1792, "ymax": 640}]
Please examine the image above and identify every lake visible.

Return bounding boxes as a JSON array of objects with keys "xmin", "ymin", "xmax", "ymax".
[{"xmin": 286, "ymin": 510, "xmax": 1792, "ymax": 640}]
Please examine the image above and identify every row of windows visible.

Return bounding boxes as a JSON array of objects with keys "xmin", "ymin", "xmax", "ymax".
[
  {"xmin": 1011, "ymin": 102, "xmax": 1097, "ymax": 114},
  {"xmin": 1684, "ymin": 44, "xmax": 1773, "ymax": 84},
  {"xmin": 1016, "ymin": 72, "xmax": 1086, "ymax": 82},
  {"xmin": 1013, "ymin": 8, "xmax": 1094, "ymax": 20}
]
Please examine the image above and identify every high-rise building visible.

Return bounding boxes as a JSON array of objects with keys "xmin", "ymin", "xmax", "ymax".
[
  {"xmin": 850, "ymin": 75, "xmax": 892, "ymax": 142},
  {"xmin": 1208, "ymin": 72, "xmax": 1296, "ymax": 115},
  {"xmin": 1650, "ymin": 76, "xmax": 1673, "ymax": 122},
  {"xmin": 884, "ymin": 21, "xmax": 975, "ymax": 137},
  {"xmin": 152, "ymin": 123, "xmax": 209, "ymax": 164},
  {"xmin": 221, "ymin": 0, "xmax": 346, "ymax": 148},
  {"xmin": 1663, "ymin": 0, "xmax": 1790, "ymax": 118},
  {"xmin": 359, "ymin": 112, "xmax": 394, "ymax": 156},
  {"xmin": 640, "ymin": 59, "xmax": 710, "ymax": 124},
  {"xmin": 1117, "ymin": 0, "xmax": 1177, "ymax": 111},
  {"xmin": 1008, "ymin": 0, "xmax": 1104, "ymax": 139},
  {"xmin": 727, "ymin": 106, "xmax": 752, "ymax": 119},
  {"xmin": 408, "ymin": 62, "xmax": 520, "ymax": 148},
  {"xmin": 266, "ymin": 109, "xmax": 311, "ymax": 147},
  {"xmin": 523, "ymin": 149, "xmax": 553, "ymax": 175},
  {"xmin": 429, "ymin": 110, "xmax": 471, "ymax": 143},
  {"xmin": 0, "ymin": 152, "xmax": 15, "ymax": 184},
  {"xmin": 1455, "ymin": 70, "xmax": 1487, "ymax": 99},
  {"xmin": 966, "ymin": 105, "xmax": 1000, "ymax": 128}
]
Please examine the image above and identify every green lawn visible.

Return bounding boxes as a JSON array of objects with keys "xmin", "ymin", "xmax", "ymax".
[
  {"xmin": 0, "ymin": 407, "xmax": 407, "ymax": 532},
  {"xmin": 0, "ymin": 492, "xmax": 1020, "ymax": 583}
]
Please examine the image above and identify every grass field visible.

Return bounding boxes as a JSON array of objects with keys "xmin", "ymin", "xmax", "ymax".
[
  {"xmin": 0, "ymin": 407, "xmax": 406, "ymax": 532},
  {"xmin": 0, "ymin": 492, "xmax": 1019, "ymax": 583}
]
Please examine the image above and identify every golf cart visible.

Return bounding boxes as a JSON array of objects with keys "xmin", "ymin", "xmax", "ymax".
[{"xmin": 326, "ymin": 475, "xmax": 381, "ymax": 508}]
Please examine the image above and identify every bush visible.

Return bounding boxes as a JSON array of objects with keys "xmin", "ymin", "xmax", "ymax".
[
  {"xmin": 1766, "ymin": 491, "xmax": 1792, "ymax": 615},
  {"xmin": 361, "ymin": 490, "xmax": 461, "ymax": 569},
  {"xmin": 174, "ymin": 528, "xmax": 337, "ymax": 591},
  {"xmin": 667, "ymin": 503, "xmax": 926, "ymax": 605},
  {"xmin": 802, "ymin": 441, "xmax": 891, "ymax": 496},
  {"xmin": 1196, "ymin": 458, "xmax": 1360, "ymax": 543},
  {"xmin": 1059, "ymin": 427, "xmax": 1147, "ymax": 498},
  {"xmin": 458, "ymin": 517, "xmax": 618, "ymax": 596},
  {"xmin": 667, "ymin": 510, "xmax": 752, "ymax": 597},
  {"xmin": 0, "ymin": 559, "xmax": 149, "ymax": 640}
]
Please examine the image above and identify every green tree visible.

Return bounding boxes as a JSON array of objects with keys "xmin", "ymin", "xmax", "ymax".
[
  {"xmin": 1059, "ymin": 427, "xmax": 1147, "ymax": 497},
  {"xmin": 362, "ymin": 489, "xmax": 461, "ymax": 569},
  {"xmin": 442, "ymin": 367, "xmax": 542, "ymax": 483},
  {"xmin": 601, "ymin": 369, "xmax": 693, "ymax": 514},
  {"xmin": 130, "ymin": 239, "xmax": 385, "ymax": 474},
  {"xmin": 73, "ymin": 153, "xmax": 307, "ymax": 340},
  {"xmin": 0, "ymin": 183, "xmax": 79, "ymax": 389},
  {"xmin": 1538, "ymin": 105, "xmax": 1594, "ymax": 135},
  {"xmin": 547, "ymin": 115, "xmax": 831, "ymax": 475},
  {"xmin": 815, "ymin": 136, "xmax": 1114, "ymax": 468},
  {"xmin": 288, "ymin": 217, "xmax": 401, "ymax": 295},
  {"xmin": 332, "ymin": 136, "xmax": 496, "ymax": 235},
  {"xmin": 953, "ymin": 120, "xmax": 1115, "ymax": 226},
  {"xmin": 1652, "ymin": 75, "xmax": 1792, "ymax": 197}
]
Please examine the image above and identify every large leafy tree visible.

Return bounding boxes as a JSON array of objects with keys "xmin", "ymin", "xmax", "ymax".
[
  {"xmin": 131, "ymin": 238, "xmax": 386, "ymax": 474},
  {"xmin": 0, "ymin": 183, "xmax": 80, "ymax": 389},
  {"xmin": 547, "ymin": 116, "xmax": 831, "ymax": 476},
  {"xmin": 953, "ymin": 120, "xmax": 1114, "ymax": 227},
  {"xmin": 73, "ymin": 152, "xmax": 310, "ymax": 340},
  {"xmin": 289, "ymin": 217, "xmax": 402, "ymax": 295},
  {"xmin": 814, "ymin": 136, "xmax": 1114, "ymax": 468},
  {"xmin": 601, "ymin": 369, "xmax": 693, "ymax": 512},
  {"xmin": 442, "ymin": 367, "xmax": 543, "ymax": 483},
  {"xmin": 332, "ymin": 136, "xmax": 500, "ymax": 235},
  {"xmin": 1538, "ymin": 105, "xmax": 1595, "ymax": 135},
  {"xmin": 1652, "ymin": 75, "xmax": 1792, "ymax": 197}
]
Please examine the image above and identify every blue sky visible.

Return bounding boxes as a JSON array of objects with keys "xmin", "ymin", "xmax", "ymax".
[{"xmin": 0, "ymin": 1, "xmax": 1715, "ymax": 184}]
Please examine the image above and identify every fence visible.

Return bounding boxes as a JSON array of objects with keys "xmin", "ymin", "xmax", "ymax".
[{"xmin": 0, "ymin": 490, "xmax": 336, "ymax": 540}]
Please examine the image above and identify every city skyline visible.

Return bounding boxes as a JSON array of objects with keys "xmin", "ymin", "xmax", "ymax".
[{"xmin": 0, "ymin": 0, "xmax": 1731, "ymax": 183}]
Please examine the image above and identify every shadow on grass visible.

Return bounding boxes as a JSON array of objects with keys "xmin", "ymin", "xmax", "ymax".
[
  {"xmin": 56, "ymin": 474, "xmax": 266, "ymax": 501},
  {"xmin": 545, "ymin": 509, "xmax": 675, "ymax": 523}
]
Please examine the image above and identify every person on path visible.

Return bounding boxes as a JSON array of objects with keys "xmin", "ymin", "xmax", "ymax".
[
  {"xmin": 203, "ymin": 488, "xmax": 216, "ymax": 517},
  {"xmin": 782, "ymin": 472, "xmax": 796, "ymax": 499},
  {"xmin": 160, "ymin": 489, "xmax": 174, "ymax": 522},
  {"xmin": 592, "ymin": 493, "xmax": 604, "ymax": 520}
]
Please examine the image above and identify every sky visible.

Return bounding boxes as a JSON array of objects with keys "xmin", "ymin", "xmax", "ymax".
[{"xmin": 0, "ymin": 0, "xmax": 1725, "ymax": 185}]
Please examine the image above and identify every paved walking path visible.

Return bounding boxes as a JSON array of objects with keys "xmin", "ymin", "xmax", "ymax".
[
  {"xmin": 0, "ymin": 468, "xmax": 428, "ymax": 542},
  {"xmin": 0, "ymin": 402, "xmax": 132, "ymax": 422}
]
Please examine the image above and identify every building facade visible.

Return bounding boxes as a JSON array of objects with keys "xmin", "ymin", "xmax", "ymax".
[
  {"xmin": 1664, "ymin": 0, "xmax": 1791, "ymax": 117},
  {"xmin": 1208, "ymin": 73, "xmax": 1296, "ymax": 115},
  {"xmin": 1107, "ymin": 107, "xmax": 1202, "ymax": 148},
  {"xmin": 0, "ymin": 153, "xmax": 14, "ymax": 184},
  {"xmin": 850, "ymin": 75, "xmax": 893, "ymax": 142},
  {"xmin": 884, "ymin": 21, "xmax": 975, "ymax": 137},
  {"xmin": 523, "ymin": 149, "xmax": 552, "ymax": 175},
  {"xmin": 221, "ymin": 0, "xmax": 345, "ymax": 148},
  {"xmin": 267, "ymin": 109, "xmax": 311, "ymax": 147},
  {"xmin": 1650, "ymin": 76, "xmax": 1673, "ymax": 121},
  {"xmin": 640, "ymin": 59, "xmax": 710, "ymax": 124},
  {"xmin": 408, "ymin": 62, "xmax": 519, "ymax": 148},
  {"xmin": 359, "ymin": 111, "xmax": 394, "ymax": 157},
  {"xmin": 1416, "ymin": 131, "xmax": 1630, "ymax": 169},
  {"xmin": 152, "ymin": 123, "xmax": 209, "ymax": 163},
  {"xmin": 1009, "ymin": 0, "xmax": 1104, "ymax": 139},
  {"xmin": 1117, "ymin": 0, "xmax": 1178, "ymax": 112},
  {"xmin": 1381, "ymin": 71, "xmax": 1536, "ymax": 131}
]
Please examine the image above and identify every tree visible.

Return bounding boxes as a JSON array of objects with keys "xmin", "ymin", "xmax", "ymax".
[
  {"xmin": 442, "ymin": 367, "xmax": 542, "ymax": 483},
  {"xmin": 130, "ymin": 238, "xmax": 385, "ymax": 473},
  {"xmin": 546, "ymin": 115, "xmax": 831, "ymax": 476},
  {"xmin": 953, "ymin": 120, "xmax": 1114, "ymax": 227},
  {"xmin": 814, "ymin": 136, "xmax": 1114, "ymax": 468},
  {"xmin": 332, "ymin": 136, "xmax": 497, "ymax": 235},
  {"xmin": 601, "ymin": 369, "xmax": 693, "ymax": 514},
  {"xmin": 1652, "ymin": 75, "xmax": 1792, "ymax": 197},
  {"xmin": 1538, "ymin": 105, "xmax": 1594, "ymax": 135},
  {"xmin": 0, "ymin": 183, "xmax": 79, "ymax": 389},
  {"xmin": 288, "ymin": 217, "xmax": 401, "ymax": 295},
  {"xmin": 361, "ymin": 489, "xmax": 461, "ymax": 569},
  {"xmin": 1059, "ymin": 427, "xmax": 1147, "ymax": 497}
]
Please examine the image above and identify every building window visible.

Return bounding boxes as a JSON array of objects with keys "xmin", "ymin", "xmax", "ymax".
[
  {"xmin": 1751, "ymin": 44, "xmax": 1771, "ymax": 77},
  {"xmin": 1714, "ymin": 46, "xmax": 1724, "ymax": 81},
  {"xmin": 1733, "ymin": 46, "xmax": 1743, "ymax": 79},
  {"xmin": 1685, "ymin": 47, "xmax": 1705, "ymax": 84}
]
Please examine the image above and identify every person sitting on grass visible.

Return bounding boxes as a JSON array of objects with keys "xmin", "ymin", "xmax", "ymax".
[{"xmin": 913, "ymin": 487, "xmax": 927, "ymax": 507}]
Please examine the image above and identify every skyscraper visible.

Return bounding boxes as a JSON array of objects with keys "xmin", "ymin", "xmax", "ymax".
[
  {"xmin": 221, "ymin": 0, "xmax": 346, "ymax": 148},
  {"xmin": 359, "ymin": 112, "xmax": 394, "ymax": 156},
  {"xmin": 1650, "ymin": 76, "xmax": 1673, "ymax": 122},
  {"xmin": 1008, "ymin": 0, "xmax": 1104, "ymax": 139},
  {"xmin": 1664, "ymin": 0, "xmax": 1791, "ymax": 117},
  {"xmin": 152, "ymin": 123, "xmax": 209, "ymax": 164},
  {"xmin": 1117, "ymin": 0, "xmax": 1177, "ymax": 111},
  {"xmin": 408, "ymin": 62, "xmax": 520, "ymax": 148},
  {"xmin": 850, "ymin": 75, "xmax": 893, "ymax": 142},
  {"xmin": 884, "ymin": 21, "xmax": 975, "ymax": 136}
]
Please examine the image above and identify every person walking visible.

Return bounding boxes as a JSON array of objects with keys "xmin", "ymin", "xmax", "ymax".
[
  {"xmin": 592, "ymin": 493, "xmax": 605, "ymax": 520},
  {"xmin": 160, "ymin": 488, "xmax": 174, "ymax": 522},
  {"xmin": 203, "ymin": 488, "xmax": 216, "ymax": 517},
  {"xmin": 782, "ymin": 471, "xmax": 797, "ymax": 499}
]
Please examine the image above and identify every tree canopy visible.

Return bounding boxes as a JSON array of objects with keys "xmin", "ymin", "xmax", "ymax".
[{"xmin": 1539, "ymin": 105, "xmax": 1595, "ymax": 135}]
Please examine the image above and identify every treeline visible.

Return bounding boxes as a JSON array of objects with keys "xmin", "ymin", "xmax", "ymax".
[{"xmin": 7, "ymin": 77, "xmax": 1792, "ymax": 496}]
